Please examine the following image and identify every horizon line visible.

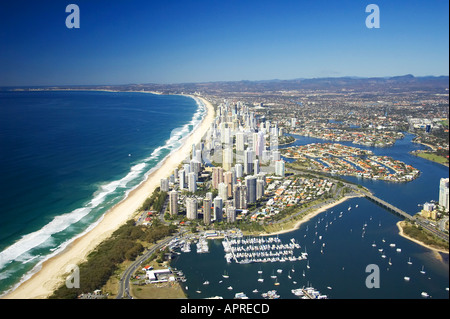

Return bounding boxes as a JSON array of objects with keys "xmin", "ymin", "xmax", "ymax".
[{"xmin": 2, "ymin": 74, "xmax": 449, "ymax": 89}]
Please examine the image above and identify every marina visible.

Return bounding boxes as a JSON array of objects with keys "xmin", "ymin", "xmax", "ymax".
[{"xmin": 222, "ymin": 236, "xmax": 305, "ymax": 264}]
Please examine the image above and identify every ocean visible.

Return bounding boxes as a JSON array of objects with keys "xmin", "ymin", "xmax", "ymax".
[{"xmin": 0, "ymin": 90, "xmax": 205, "ymax": 296}]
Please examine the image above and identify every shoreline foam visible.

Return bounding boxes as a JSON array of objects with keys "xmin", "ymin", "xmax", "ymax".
[{"xmin": 2, "ymin": 94, "xmax": 215, "ymax": 299}]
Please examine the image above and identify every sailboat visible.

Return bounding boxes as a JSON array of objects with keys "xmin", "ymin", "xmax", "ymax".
[
  {"xmin": 420, "ymin": 266, "xmax": 426, "ymax": 274},
  {"xmin": 222, "ymin": 270, "xmax": 229, "ymax": 278},
  {"xmin": 407, "ymin": 257, "xmax": 412, "ymax": 265},
  {"xmin": 271, "ymin": 270, "xmax": 277, "ymax": 279},
  {"xmin": 258, "ymin": 274, "xmax": 264, "ymax": 283},
  {"xmin": 388, "ymin": 258, "xmax": 392, "ymax": 266},
  {"xmin": 307, "ymin": 261, "xmax": 310, "ymax": 269},
  {"xmin": 274, "ymin": 278, "xmax": 280, "ymax": 286},
  {"xmin": 302, "ymin": 270, "xmax": 306, "ymax": 277},
  {"xmin": 288, "ymin": 271, "xmax": 292, "ymax": 279}
]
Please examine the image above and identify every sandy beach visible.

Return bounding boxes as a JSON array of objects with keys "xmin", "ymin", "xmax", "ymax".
[
  {"xmin": 396, "ymin": 221, "xmax": 449, "ymax": 255},
  {"xmin": 3, "ymin": 94, "xmax": 215, "ymax": 299}
]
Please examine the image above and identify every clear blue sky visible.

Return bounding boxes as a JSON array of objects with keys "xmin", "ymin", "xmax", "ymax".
[{"xmin": 1, "ymin": 0, "xmax": 448, "ymax": 86}]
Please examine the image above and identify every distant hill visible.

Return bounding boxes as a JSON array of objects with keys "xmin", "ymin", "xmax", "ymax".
[
  {"xmin": 137, "ymin": 75, "xmax": 449, "ymax": 94},
  {"xmin": 9, "ymin": 75, "xmax": 449, "ymax": 94}
]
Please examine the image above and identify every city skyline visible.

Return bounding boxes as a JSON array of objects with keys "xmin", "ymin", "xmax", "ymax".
[{"xmin": 1, "ymin": 0, "xmax": 448, "ymax": 87}]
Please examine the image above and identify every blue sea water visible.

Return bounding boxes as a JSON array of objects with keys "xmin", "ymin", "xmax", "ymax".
[{"xmin": 0, "ymin": 90, "xmax": 206, "ymax": 296}]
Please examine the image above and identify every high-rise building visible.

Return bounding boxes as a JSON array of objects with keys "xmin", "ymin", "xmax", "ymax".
[
  {"xmin": 256, "ymin": 179, "xmax": 265, "ymax": 200},
  {"xmin": 226, "ymin": 206, "xmax": 236, "ymax": 223},
  {"xmin": 275, "ymin": 160, "xmax": 285, "ymax": 177},
  {"xmin": 160, "ymin": 178, "xmax": 169, "ymax": 192},
  {"xmin": 214, "ymin": 197, "xmax": 223, "ymax": 221},
  {"xmin": 218, "ymin": 182, "xmax": 228, "ymax": 200},
  {"xmin": 254, "ymin": 159, "xmax": 260, "ymax": 175},
  {"xmin": 252, "ymin": 132, "xmax": 259, "ymax": 155},
  {"xmin": 212, "ymin": 167, "xmax": 224, "ymax": 189},
  {"xmin": 224, "ymin": 171, "xmax": 234, "ymax": 198},
  {"xmin": 291, "ymin": 118, "xmax": 297, "ymax": 128},
  {"xmin": 245, "ymin": 175, "xmax": 257, "ymax": 204},
  {"xmin": 169, "ymin": 190, "xmax": 178, "ymax": 216},
  {"xmin": 235, "ymin": 163, "xmax": 243, "ymax": 178},
  {"xmin": 256, "ymin": 131, "xmax": 265, "ymax": 157},
  {"xmin": 222, "ymin": 126, "xmax": 231, "ymax": 145},
  {"xmin": 233, "ymin": 184, "xmax": 247, "ymax": 210},
  {"xmin": 439, "ymin": 178, "xmax": 449, "ymax": 212},
  {"xmin": 244, "ymin": 149, "xmax": 254, "ymax": 175},
  {"xmin": 188, "ymin": 172, "xmax": 197, "ymax": 193},
  {"xmin": 223, "ymin": 147, "xmax": 233, "ymax": 171},
  {"xmin": 186, "ymin": 197, "xmax": 198, "ymax": 220},
  {"xmin": 190, "ymin": 158, "xmax": 201, "ymax": 174},
  {"xmin": 203, "ymin": 198, "xmax": 211, "ymax": 225},
  {"xmin": 178, "ymin": 169, "xmax": 186, "ymax": 190},
  {"xmin": 236, "ymin": 132, "xmax": 245, "ymax": 152},
  {"xmin": 272, "ymin": 150, "xmax": 281, "ymax": 162}
]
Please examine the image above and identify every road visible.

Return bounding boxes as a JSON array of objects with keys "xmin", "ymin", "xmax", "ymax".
[{"xmin": 115, "ymin": 233, "xmax": 180, "ymax": 299}]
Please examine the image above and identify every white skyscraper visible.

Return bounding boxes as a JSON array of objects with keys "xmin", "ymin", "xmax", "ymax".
[
  {"xmin": 223, "ymin": 147, "xmax": 233, "ymax": 171},
  {"xmin": 256, "ymin": 131, "xmax": 265, "ymax": 157},
  {"xmin": 275, "ymin": 160, "xmax": 285, "ymax": 177},
  {"xmin": 235, "ymin": 163, "xmax": 243, "ymax": 178},
  {"xmin": 252, "ymin": 132, "xmax": 259, "ymax": 155},
  {"xmin": 178, "ymin": 169, "xmax": 186, "ymax": 190},
  {"xmin": 439, "ymin": 178, "xmax": 449, "ymax": 212},
  {"xmin": 218, "ymin": 182, "xmax": 228, "ymax": 200},
  {"xmin": 254, "ymin": 159, "xmax": 260, "ymax": 175},
  {"xmin": 236, "ymin": 132, "xmax": 245, "ymax": 152},
  {"xmin": 291, "ymin": 118, "xmax": 297, "ymax": 128},
  {"xmin": 272, "ymin": 150, "xmax": 281, "ymax": 162},
  {"xmin": 186, "ymin": 197, "xmax": 198, "ymax": 220}
]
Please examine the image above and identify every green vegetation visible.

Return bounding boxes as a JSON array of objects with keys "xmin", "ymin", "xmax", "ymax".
[
  {"xmin": 139, "ymin": 187, "xmax": 168, "ymax": 212},
  {"xmin": 50, "ymin": 219, "xmax": 176, "ymax": 299},
  {"xmin": 415, "ymin": 151, "xmax": 449, "ymax": 165},
  {"xmin": 400, "ymin": 221, "xmax": 449, "ymax": 251}
]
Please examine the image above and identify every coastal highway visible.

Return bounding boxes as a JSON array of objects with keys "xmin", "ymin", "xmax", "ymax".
[{"xmin": 116, "ymin": 232, "xmax": 182, "ymax": 299}]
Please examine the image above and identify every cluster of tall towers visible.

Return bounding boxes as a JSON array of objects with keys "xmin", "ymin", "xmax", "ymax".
[{"xmin": 164, "ymin": 100, "xmax": 286, "ymax": 224}]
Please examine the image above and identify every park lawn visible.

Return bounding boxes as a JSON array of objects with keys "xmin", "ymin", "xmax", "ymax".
[
  {"xmin": 416, "ymin": 152, "xmax": 449, "ymax": 165},
  {"xmin": 131, "ymin": 281, "xmax": 186, "ymax": 299}
]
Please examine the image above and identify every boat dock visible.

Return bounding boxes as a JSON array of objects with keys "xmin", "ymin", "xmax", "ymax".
[{"xmin": 223, "ymin": 236, "xmax": 305, "ymax": 264}]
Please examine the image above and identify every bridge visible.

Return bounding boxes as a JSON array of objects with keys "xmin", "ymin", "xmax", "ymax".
[
  {"xmin": 364, "ymin": 193, "xmax": 448, "ymax": 242},
  {"xmin": 364, "ymin": 193, "xmax": 414, "ymax": 221}
]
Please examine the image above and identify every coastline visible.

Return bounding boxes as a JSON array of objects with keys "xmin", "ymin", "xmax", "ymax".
[
  {"xmin": 2, "ymin": 94, "xmax": 215, "ymax": 299},
  {"xmin": 258, "ymin": 195, "xmax": 362, "ymax": 237},
  {"xmin": 396, "ymin": 221, "xmax": 449, "ymax": 255}
]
